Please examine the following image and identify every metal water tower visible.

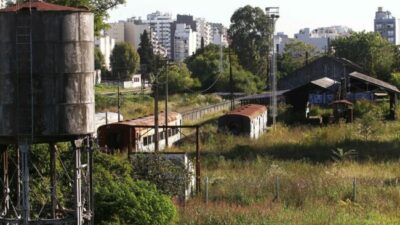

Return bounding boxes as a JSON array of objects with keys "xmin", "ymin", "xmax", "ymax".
[{"xmin": 0, "ymin": 1, "xmax": 94, "ymax": 224}]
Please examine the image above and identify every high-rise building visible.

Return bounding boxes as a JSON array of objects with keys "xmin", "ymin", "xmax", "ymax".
[
  {"xmin": 105, "ymin": 18, "xmax": 167, "ymax": 58},
  {"xmin": 196, "ymin": 18, "xmax": 212, "ymax": 49},
  {"xmin": 95, "ymin": 33, "xmax": 115, "ymax": 70},
  {"xmin": 294, "ymin": 26, "xmax": 352, "ymax": 52},
  {"xmin": 274, "ymin": 32, "xmax": 292, "ymax": 54},
  {"xmin": 147, "ymin": 11, "xmax": 174, "ymax": 58},
  {"xmin": 105, "ymin": 21, "xmax": 125, "ymax": 43},
  {"xmin": 210, "ymin": 23, "xmax": 228, "ymax": 47},
  {"xmin": 174, "ymin": 24, "xmax": 197, "ymax": 62},
  {"xmin": 374, "ymin": 7, "xmax": 400, "ymax": 45},
  {"xmin": 0, "ymin": 0, "xmax": 7, "ymax": 9}
]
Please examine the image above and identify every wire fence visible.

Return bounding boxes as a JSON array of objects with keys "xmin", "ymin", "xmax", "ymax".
[
  {"xmin": 200, "ymin": 175, "xmax": 400, "ymax": 205},
  {"xmin": 180, "ymin": 100, "xmax": 241, "ymax": 121}
]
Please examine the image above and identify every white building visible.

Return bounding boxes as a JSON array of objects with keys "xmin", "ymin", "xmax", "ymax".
[
  {"xmin": 174, "ymin": 24, "xmax": 197, "ymax": 62},
  {"xmin": 210, "ymin": 23, "xmax": 229, "ymax": 47},
  {"xmin": 95, "ymin": 33, "xmax": 115, "ymax": 70},
  {"xmin": 374, "ymin": 7, "xmax": 400, "ymax": 45},
  {"xmin": 106, "ymin": 19, "xmax": 167, "ymax": 57},
  {"xmin": 274, "ymin": 32, "xmax": 292, "ymax": 54},
  {"xmin": 0, "ymin": 0, "xmax": 6, "ymax": 9},
  {"xmin": 105, "ymin": 21, "xmax": 125, "ymax": 43},
  {"xmin": 195, "ymin": 18, "xmax": 212, "ymax": 49},
  {"xmin": 147, "ymin": 11, "xmax": 174, "ymax": 58},
  {"xmin": 294, "ymin": 26, "xmax": 352, "ymax": 52}
]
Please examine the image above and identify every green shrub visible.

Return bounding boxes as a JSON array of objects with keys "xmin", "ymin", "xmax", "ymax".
[{"xmin": 94, "ymin": 152, "xmax": 177, "ymax": 225}]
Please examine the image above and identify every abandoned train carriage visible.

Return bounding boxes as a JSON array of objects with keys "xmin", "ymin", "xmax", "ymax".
[
  {"xmin": 97, "ymin": 112, "xmax": 182, "ymax": 152},
  {"xmin": 218, "ymin": 104, "xmax": 268, "ymax": 139}
]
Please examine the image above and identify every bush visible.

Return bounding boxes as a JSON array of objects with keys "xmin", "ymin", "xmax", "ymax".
[
  {"xmin": 353, "ymin": 100, "xmax": 387, "ymax": 119},
  {"xmin": 94, "ymin": 152, "xmax": 177, "ymax": 225}
]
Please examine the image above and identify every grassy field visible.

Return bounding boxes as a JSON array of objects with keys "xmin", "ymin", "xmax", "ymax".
[
  {"xmin": 175, "ymin": 120, "xmax": 400, "ymax": 225},
  {"xmin": 95, "ymin": 87, "xmax": 223, "ymax": 119}
]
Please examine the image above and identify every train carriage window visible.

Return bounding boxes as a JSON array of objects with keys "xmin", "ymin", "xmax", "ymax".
[
  {"xmin": 160, "ymin": 131, "xmax": 165, "ymax": 140},
  {"xmin": 143, "ymin": 137, "xmax": 148, "ymax": 146}
]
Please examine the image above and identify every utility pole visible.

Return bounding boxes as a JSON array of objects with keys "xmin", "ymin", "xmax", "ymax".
[
  {"xmin": 164, "ymin": 61, "xmax": 169, "ymax": 148},
  {"xmin": 117, "ymin": 72, "xmax": 121, "ymax": 122},
  {"xmin": 154, "ymin": 77, "xmax": 159, "ymax": 152},
  {"xmin": 228, "ymin": 46, "xmax": 234, "ymax": 111},
  {"xmin": 266, "ymin": 7, "xmax": 280, "ymax": 128}
]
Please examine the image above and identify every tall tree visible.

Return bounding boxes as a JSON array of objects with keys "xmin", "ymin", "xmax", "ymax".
[
  {"xmin": 137, "ymin": 30, "xmax": 155, "ymax": 81},
  {"xmin": 156, "ymin": 63, "xmax": 200, "ymax": 95},
  {"xmin": 331, "ymin": 32, "xmax": 398, "ymax": 81},
  {"xmin": 94, "ymin": 47, "xmax": 106, "ymax": 70},
  {"xmin": 46, "ymin": 0, "xmax": 125, "ymax": 35},
  {"xmin": 228, "ymin": 5, "xmax": 271, "ymax": 79},
  {"xmin": 186, "ymin": 44, "xmax": 264, "ymax": 94},
  {"xmin": 110, "ymin": 42, "xmax": 140, "ymax": 80},
  {"xmin": 278, "ymin": 41, "xmax": 320, "ymax": 78}
]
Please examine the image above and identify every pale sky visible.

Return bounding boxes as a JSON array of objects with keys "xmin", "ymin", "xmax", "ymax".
[{"xmin": 109, "ymin": 0, "xmax": 400, "ymax": 37}]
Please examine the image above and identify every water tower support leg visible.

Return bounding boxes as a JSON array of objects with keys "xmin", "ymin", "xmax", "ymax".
[
  {"xmin": 1, "ymin": 145, "xmax": 9, "ymax": 216},
  {"xmin": 50, "ymin": 144, "xmax": 57, "ymax": 220},
  {"xmin": 19, "ymin": 143, "xmax": 30, "ymax": 225},
  {"xmin": 72, "ymin": 141, "xmax": 83, "ymax": 225}
]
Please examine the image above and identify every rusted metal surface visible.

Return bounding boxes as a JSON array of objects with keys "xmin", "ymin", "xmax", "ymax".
[
  {"xmin": 0, "ymin": 7, "xmax": 95, "ymax": 144},
  {"xmin": 349, "ymin": 72, "xmax": 400, "ymax": 94},
  {"xmin": 97, "ymin": 112, "xmax": 182, "ymax": 152},
  {"xmin": 0, "ymin": 0, "xmax": 88, "ymax": 12},
  {"xmin": 225, "ymin": 104, "xmax": 267, "ymax": 119}
]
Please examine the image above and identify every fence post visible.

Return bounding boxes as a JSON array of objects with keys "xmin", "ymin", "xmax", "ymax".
[
  {"xmin": 352, "ymin": 177, "xmax": 357, "ymax": 202},
  {"xmin": 274, "ymin": 176, "xmax": 280, "ymax": 201},
  {"xmin": 205, "ymin": 177, "xmax": 209, "ymax": 205}
]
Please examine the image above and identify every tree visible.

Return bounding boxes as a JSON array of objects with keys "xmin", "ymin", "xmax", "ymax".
[
  {"xmin": 95, "ymin": 47, "xmax": 106, "ymax": 70},
  {"xmin": 228, "ymin": 5, "xmax": 271, "ymax": 79},
  {"xmin": 46, "ymin": 0, "xmax": 125, "ymax": 35},
  {"xmin": 157, "ymin": 63, "xmax": 200, "ymax": 94},
  {"xmin": 186, "ymin": 44, "xmax": 264, "ymax": 94},
  {"xmin": 93, "ymin": 152, "xmax": 177, "ymax": 225},
  {"xmin": 110, "ymin": 42, "xmax": 140, "ymax": 80},
  {"xmin": 331, "ymin": 32, "xmax": 398, "ymax": 81},
  {"xmin": 131, "ymin": 154, "xmax": 193, "ymax": 197},
  {"xmin": 137, "ymin": 30, "xmax": 155, "ymax": 80},
  {"xmin": 278, "ymin": 41, "xmax": 320, "ymax": 78}
]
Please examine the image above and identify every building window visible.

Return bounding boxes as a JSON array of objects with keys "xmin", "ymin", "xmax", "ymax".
[
  {"xmin": 388, "ymin": 30, "xmax": 394, "ymax": 36},
  {"xmin": 376, "ymin": 24, "xmax": 382, "ymax": 29},
  {"xmin": 388, "ymin": 37, "xmax": 395, "ymax": 43}
]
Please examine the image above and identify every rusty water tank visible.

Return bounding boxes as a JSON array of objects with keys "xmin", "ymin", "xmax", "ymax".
[{"xmin": 0, "ymin": 1, "xmax": 94, "ymax": 144}]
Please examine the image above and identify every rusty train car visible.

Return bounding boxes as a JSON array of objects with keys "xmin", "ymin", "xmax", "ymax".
[
  {"xmin": 97, "ymin": 112, "xmax": 182, "ymax": 152},
  {"xmin": 218, "ymin": 104, "xmax": 268, "ymax": 139}
]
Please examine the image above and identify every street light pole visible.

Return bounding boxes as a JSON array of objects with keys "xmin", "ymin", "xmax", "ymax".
[
  {"xmin": 154, "ymin": 77, "xmax": 159, "ymax": 152},
  {"xmin": 164, "ymin": 61, "xmax": 169, "ymax": 148},
  {"xmin": 266, "ymin": 7, "xmax": 280, "ymax": 128}
]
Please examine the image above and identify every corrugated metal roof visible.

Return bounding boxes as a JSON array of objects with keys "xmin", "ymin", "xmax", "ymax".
[
  {"xmin": 0, "ymin": 0, "xmax": 88, "ymax": 12},
  {"xmin": 349, "ymin": 72, "xmax": 400, "ymax": 94},
  {"xmin": 311, "ymin": 77, "xmax": 338, "ymax": 89},
  {"xmin": 226, "ymin": 104, "xmax": 267, "ymax": 119}
]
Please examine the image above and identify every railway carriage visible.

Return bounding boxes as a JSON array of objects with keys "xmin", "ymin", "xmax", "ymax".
[{"xmin": 97, "ymin": 112, "xmax": 183, "ymax": 152}]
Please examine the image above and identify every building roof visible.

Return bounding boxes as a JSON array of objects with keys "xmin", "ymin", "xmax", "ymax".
[
  {"xmin": 310, "ymin": 77, "xmax": 339, "ymax": 89},
  {"xmin": 225, "ymin": 104, "xmax": 267, "ymax": 119},
  {"xmin": 0, "ymin": 0, "xmax": 88, "ymax": 12},
  {"xmin": 349, "ymin": 72, "xmax": 400, "ymax": 94},
  {"xmin": 107, "ymin": 112, "xmax": 181, "ymax": 128}
]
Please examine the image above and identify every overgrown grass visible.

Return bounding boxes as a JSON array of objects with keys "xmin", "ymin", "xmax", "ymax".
[
  {"xmin": 177, "ymin": 120, "xmax": 400, "ymax": 224},
  {"xmin": 95, "ymin": 92, "xmax": 223, "ymax": 119}
]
